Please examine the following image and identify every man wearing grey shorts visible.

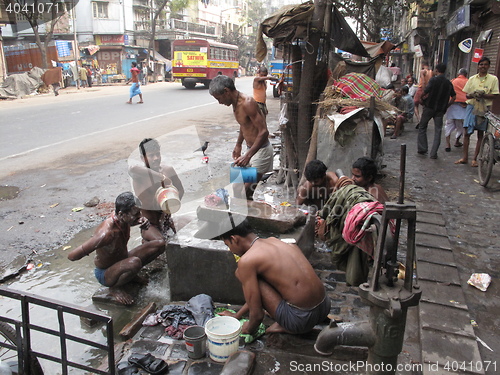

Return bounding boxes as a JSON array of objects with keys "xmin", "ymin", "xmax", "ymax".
[{"xmin": 209, "ymin": 75, "xmax": 273, "ymax": 200}]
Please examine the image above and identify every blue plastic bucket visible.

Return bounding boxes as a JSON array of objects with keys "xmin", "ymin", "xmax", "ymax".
[{"xmin": 230, "ymin": 164, "xmax": 257, "ymax": 183}]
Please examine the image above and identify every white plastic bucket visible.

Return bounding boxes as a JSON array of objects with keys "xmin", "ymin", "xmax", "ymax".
[
  {"xmin": 205, "ymin": 316, "xmax": 241, "ymax": 362},
  {"xmin": 155, "ymin": 186, "xmax": 181, "ymax": 214}
]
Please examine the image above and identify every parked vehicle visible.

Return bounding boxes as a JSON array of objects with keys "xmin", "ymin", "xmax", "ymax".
[{"xmin": 171, "ymin": 39, "xmax": 239, "ymax": 89}]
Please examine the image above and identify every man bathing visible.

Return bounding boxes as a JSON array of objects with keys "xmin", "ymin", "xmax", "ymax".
[
  {"xmin": 209, "ymin": 75, "xmax": 273, "ymax": 200},
  {"xmin": 67, "ymin": 192, "xmax": 165, "ymax": 305}
]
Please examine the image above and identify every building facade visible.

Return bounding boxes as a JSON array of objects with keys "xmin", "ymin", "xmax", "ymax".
[{"xmin": 1, "ymin": 0, "xmax": 247, "ymax": 81}]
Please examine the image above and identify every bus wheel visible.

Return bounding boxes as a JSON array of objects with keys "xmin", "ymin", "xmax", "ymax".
[
  {"xmin": 184, "ymin": 82, "xmax": 196, "ymax": 89},
  {"xmin": 273, "ymin": 85, "xmax": 279, "ymax": 98}
]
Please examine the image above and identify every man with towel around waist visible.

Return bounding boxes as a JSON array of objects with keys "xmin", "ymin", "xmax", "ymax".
[
  {"xmin": 253, "ymin": 66, "xmax": 278, "ymax": 117},
  {"xmin": 209, "ymin": 75, "xmax": 274, "ymax": 200},
  {"xmin": 218, "ymin": 219, "xmax": 330, "ymax": 335}
]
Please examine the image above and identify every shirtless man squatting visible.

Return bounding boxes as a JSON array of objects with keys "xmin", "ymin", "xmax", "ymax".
[
  {"xmin": 218, "ymin": 219, "xmax": 331, "ymax": 335},
  {"xmin": 67, "ymin": 192, "xmax": 165, "ymax": 305}
]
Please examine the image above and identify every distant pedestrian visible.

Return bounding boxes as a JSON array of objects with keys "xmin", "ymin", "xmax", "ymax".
[
  {"xmin": 389, "ymin": 63, "xmax": 401, "ymax": 82},
  {"xmin": 444, "ymin": 68, "xmax": 468, "ymax": 152},
  {"xmin": 126, "ymin": 62, "xmax": 143, "ymax": 104},
  {"xmin": 86, "ymin": 66, "xmax": 93, "ymax": 87},
  {"xmin": 391, "ymin": 85, "xmax": 414, "ymax": 139},
  {"xmin": 455, "ymin": 57, "xmax": 499, "ymax": 167},
  {"xmin": 414, "ymin": 60, "xmax": 433, "ymax": 123},
  {"xmin": 417, "ymin": 63, "xmax": 456, "ymax": 159},
  {"xmin": 407, "ymin": 76, "xmax": 418, "ymax": 98},
  {"xmin": 253, "ymin": 66, "xmax": 278, "ymax": 117},
  {"xmin": 79, "ymin": 66, "xmax": 87, "ymax": 88}
]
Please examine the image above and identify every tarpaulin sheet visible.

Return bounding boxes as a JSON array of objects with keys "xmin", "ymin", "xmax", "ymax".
[
  {"xmin": 256, "ymin": 2, "xmax": 369, "ymax": 61},
  {"xmin": 0, "ymin": 67, "xmax": 44, "ymax": 99}
]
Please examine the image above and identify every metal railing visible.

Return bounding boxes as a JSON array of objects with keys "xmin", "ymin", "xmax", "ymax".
[
  {"xmin": 134, "ymin": 18, "xmax": 216, "ymax": 35},
  {"xmin": 0, "ymin": 286, "xmax": 115, "ymax": 375}
]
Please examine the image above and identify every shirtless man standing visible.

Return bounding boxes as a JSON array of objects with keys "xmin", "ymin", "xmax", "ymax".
[
  {"xmin": 253, "ymin": 66, "xmax": 278, "ymax": 117},
  {"xmin": 296, "ymin": 159, "xmax": 339, "ymax": 211},
  {"xmin": 414, "ymin": 60, "xmax": 433, "ymax": 124},
  {"xmin": 218, "ymin": 219, "xmax": 330, "ymax": 334},
  {"xmin": 67, "ymin": 192, "xmax": 165, "ymax": 305},
  {"xmin": 128, "ymin": 138, "xmax": 184, "ymax": 241},
  {"xmin": 209, "ymin": 75, "xmax": 273, "ymax": 200}
]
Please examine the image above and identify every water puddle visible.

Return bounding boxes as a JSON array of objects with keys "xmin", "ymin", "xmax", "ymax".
[
  {"xmin": 0, "ymin": 186, "xmax": 20, "ymax": 201},
  {"xmin": 0, "ymin": 225, "xmax": 171, "ymax": 374}
]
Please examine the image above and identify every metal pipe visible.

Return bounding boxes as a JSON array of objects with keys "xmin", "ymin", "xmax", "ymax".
[{"xmin": 314, "ymin": 321, "xmax": 375, "ymax": 356}]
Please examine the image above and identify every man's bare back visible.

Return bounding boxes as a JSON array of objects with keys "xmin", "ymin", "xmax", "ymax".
[{"xmin": 238, "ymin": 237, "xmax": 325, "ymax": 308}]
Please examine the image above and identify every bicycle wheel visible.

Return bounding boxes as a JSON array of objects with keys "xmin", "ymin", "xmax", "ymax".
[
  {"xmin": 0, "ymin": 321, "xmax": 44, "ymax": 375},
  {"xmin": 478, "ymin": 133, "xmax": 495, "ymax": 187}
]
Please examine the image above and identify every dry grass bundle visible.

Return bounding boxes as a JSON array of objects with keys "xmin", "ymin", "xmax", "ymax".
[{"xmin": 317, "ymin": 84, "xmax": 401, "ymax": 118}]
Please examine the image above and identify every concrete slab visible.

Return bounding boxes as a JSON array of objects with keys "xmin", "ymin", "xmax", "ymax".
[
  {"xmin": 416, "ymin": 211, "xmax": 446, "ymax": 226},
  {"xmin": 416, "ymin": 246, "xmax": 456, "ymax": 266},
  {"xmin": 419, "ymin": 301, "xmax": 476, "ymax": 338},
  {"xmin": 417, "ymin": 262, "xmax": 461, "ymax": 285},
  {"xmin": 417, "ymin": 280, "xmax": 467, "ymax": 309},
  {"xmin": 416, "ymin": 232, "xmax": 452, "ymax": 250},
  {"xmin": 416, "ymin": 221, "xmax": 448, "ymax": 236},
  {"xmin": 421, "ymin": 330, "xmax": 484, "ymax": 374}
]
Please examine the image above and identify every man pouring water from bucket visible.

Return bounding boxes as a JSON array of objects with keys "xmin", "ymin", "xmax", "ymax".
[
  {"xmin": 218, "ymin": 218, "xmax": 331, "ymax": 335},
  {"xmin": 209, "ymin": 75, "xmax": 274, "ymax": 200},
  {"xmin": 128, "ymin": 138, "xmax": 184, "ymax": 242}
]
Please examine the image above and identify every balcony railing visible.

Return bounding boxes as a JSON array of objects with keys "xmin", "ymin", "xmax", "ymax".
[{"xmin": 134, "ymin": 18, "xmax": 216, "ymax": 35}]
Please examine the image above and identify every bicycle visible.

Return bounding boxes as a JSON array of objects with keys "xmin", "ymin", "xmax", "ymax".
[
  {"xmin": 0, "ymin": 321, "xmax": 44, "ymax": 375},
  {"xmin": 478, "ymin": 111, "xmax": 500, "ymax": 186}
]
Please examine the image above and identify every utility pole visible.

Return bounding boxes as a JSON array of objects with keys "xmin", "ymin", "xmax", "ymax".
[{"xmin": 72, "ymin": 0, "xmax": 80, "ymax": 89}]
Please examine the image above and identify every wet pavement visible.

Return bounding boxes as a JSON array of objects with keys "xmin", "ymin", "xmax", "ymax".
[{"xmin": 1, "ymin": 83, "xmax": 499, "ymax": 374}]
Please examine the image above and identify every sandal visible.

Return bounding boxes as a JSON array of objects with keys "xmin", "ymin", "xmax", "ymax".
[
  {"xmin": 445, "ymin": 147, "xmax": 451, "ymax": 152},
  {"xmin": 454, "ymin": 159, "xmax": 467, "ymax": 164},
  {"xmin": 454, "ymin": 142, "xmax": 463, "ymax": 147},
  {"xmin": 117, "ymin": 362, "xmax": 138, "ymax": 375},
  {"xmin": 471, "ymin": 160, "xmax": 478, "ymax": 167},
  {"xmin": 128, "ymin": 353, "xmax": 169, "ymax": 375}
]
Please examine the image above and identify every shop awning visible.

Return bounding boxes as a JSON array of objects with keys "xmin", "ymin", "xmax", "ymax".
[{"xmin": 150, "ymin": 51, "xmax": 172, "ymax": 71}]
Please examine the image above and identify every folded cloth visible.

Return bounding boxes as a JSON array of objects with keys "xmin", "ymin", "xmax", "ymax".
[
  {"xmin": 214, "ymin": 308, "xmax": 266, "ymax": 344},
  {"xmin": 333, "ymin": 73, "xmax": 387, "ymax": 100},
  {"xmin": 342, "ymin": 201, "xmax": 384, "ymax": 256}
]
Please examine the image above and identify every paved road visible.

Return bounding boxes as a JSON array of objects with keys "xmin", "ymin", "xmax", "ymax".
[{"xmin": 0, "ymin": 78, "xmax": 256, "ymax": 178}]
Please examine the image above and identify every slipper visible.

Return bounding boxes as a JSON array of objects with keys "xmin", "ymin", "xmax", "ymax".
[
  {"xmin": 445, "ymin": 147, "xmax": 451, "ymax": 152},
  {"xmin": 471, "ymin": 160, "xmax": 478, "ymax": 167},
  {"xmin": 454, "ymin": 142, "xmax": 463, "ymax": 147},
  {"xmin": 454, "ymin": 159, "xmax": 467, "ymax": 164},
  {"xmin": 117, "ymin": 362, "xmax": 138, "ymax": 375},
  {"xmin": 128, "ymin": 353, "xmax": 168, "ymax": 375},
  {"xmin": 390, "ymin": 135, "xmax": 397, "ymax": 139}
]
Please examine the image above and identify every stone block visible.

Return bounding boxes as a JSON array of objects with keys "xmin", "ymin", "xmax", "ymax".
[{"xmin": 196, "ymin": 197, "xmax": 306, "ymax": 234}]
